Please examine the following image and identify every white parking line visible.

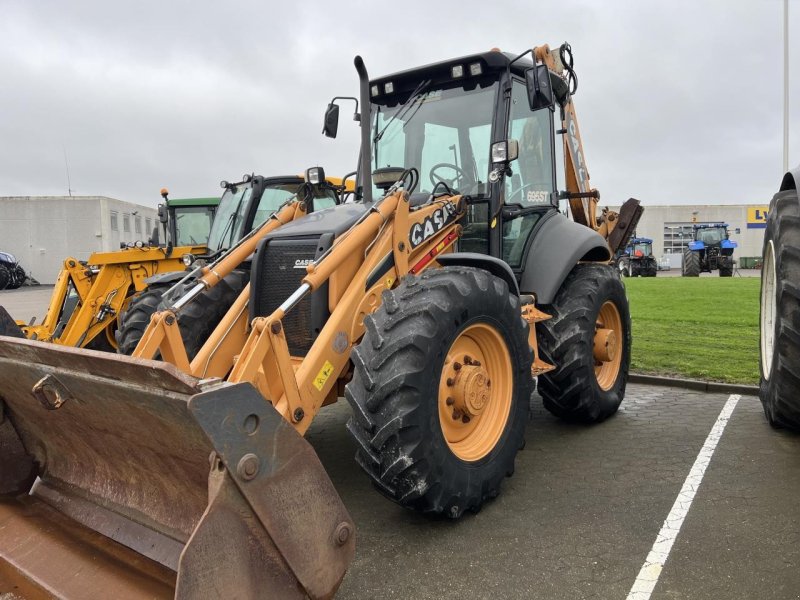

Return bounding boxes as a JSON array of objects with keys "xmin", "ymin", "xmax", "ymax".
[{"xmin": 626, "ymin": 393, "xmax": 741, "ymax": 600}]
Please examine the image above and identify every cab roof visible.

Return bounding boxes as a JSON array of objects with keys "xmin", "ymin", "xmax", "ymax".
[{"xmin": 370, "ymin": 49, "xmax": 533, "ymax": 95}]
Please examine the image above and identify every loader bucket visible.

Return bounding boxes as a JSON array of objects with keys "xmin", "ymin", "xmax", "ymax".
[
  {"xmin": 607, "ymin": 198, "xmax": 644, "ymax": 255},
  {"xmin": 0, "ymin": 336, "xmax": 354, "ymax": 599},
  {"xmin": 0, "ymin": 306, "xmax": 24, "ymax": 338}
]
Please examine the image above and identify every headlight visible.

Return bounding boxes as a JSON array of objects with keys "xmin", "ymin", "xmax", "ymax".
[{"xmin": 182, "ymin": 253, "xmax": 195, "ymax": 267}]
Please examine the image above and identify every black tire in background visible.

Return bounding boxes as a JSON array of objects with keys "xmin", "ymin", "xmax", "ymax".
[
  {"xmin": 641, "ymin": 258, "xmax": 658, "ymax": 277},
  {"xmin": 682, "ymin": 249, "xmax": 701, "ymax": 276},
  {"xmin": 176, "ymin": 270, "xmax": 248, "ymax": 359},
  {"xmin": 117, "ymin": 272, "xmax": 247, "ymax": 360},
  {"xmin": 759, "ymin": 188, "xmax": 800, "ymax": 429},
  {"xmin": 617, "ymin": 257, "xmax": 630, "ymax": 277},
  {"xmin": 5, "ymin": 265, "xmax": 26, "ymax": 289},
  {"xmin": 0, "ymin": 264, "xmax": 10, "ymax": 290},
  {"xmin": 718, "ymin": 257, "xmax": 733, "ymax": 277},
  {"xmin": 345, "ymin": 267, "xmax": 532, "ymax": 518},
  {"xmin": 116, "ymin": 283, "xmax": 173, "ymax": 355},
  {"xmin": 537, "ymin": 263, "xmax": 631, "ymax": 423}
]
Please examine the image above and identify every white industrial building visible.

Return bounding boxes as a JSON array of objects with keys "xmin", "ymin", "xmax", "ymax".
[
  {"xmin": 611, "ymin": 203, "xmax": 768, "ymax": 269},
  {"xmin": 0, "ymin": 196, "xmax": 158, "ymax": 284}
]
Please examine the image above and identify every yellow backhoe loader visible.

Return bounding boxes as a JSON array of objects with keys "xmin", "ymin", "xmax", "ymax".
[{"xmin": 0, "ymin": 42, "xmax": 640, "ymax": 598}]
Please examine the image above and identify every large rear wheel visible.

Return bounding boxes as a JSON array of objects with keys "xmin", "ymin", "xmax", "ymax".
[
  {"xmin": 682, "ymin": 249, "xmax": 701, "ymax": 276},
  {"xmin": 759, "ymin": 188, "xmax": 800, "ymax": 429},
  {"xmin": 346, "ymin": 267, "xmax": 532, "ymax": 518},
  {"xmin": 537, "ymin": 263, "xmax": 631, "ymax": 423}
]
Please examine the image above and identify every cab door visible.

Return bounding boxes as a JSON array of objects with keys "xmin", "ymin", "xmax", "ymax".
[{"xmin": 500, "ymin": 79, "xmax": 557, "ymax": 270}]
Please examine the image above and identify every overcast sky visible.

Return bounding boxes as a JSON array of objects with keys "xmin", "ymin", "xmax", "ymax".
[{"xmin": 1, "ymin": 0, "xmax": 797, "ymax": 208}]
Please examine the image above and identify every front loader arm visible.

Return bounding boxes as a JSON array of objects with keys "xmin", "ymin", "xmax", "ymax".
[
  {"xmin": 227, "ymin": 190, "xmax": 463, "ymax": 434},
  {"xmin": 133, "ymin": 199, "xmax": 308, "ymax": 367}
]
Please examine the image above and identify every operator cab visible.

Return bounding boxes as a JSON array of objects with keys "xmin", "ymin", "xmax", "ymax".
[
  {"xmin": 206, "ymin": 175, "xmax": 340, "ymax": 256},
  {"xmin": 325, "ymin": 49, "xmax": 569, "ymax": 277}
]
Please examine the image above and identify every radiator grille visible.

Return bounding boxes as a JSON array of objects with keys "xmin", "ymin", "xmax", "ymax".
[{"xmin": 253, "ymin": 238, "xmax": 319, "ymax": 356}]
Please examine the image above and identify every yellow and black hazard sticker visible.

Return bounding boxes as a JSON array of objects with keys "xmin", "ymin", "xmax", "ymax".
[{"xmin": 313, "ymin": 360, "xmax": 335, "ymax": 391}]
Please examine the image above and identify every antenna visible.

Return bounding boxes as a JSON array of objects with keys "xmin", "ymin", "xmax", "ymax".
[{"xmin": 63, "ymin": 146, "xmax": 73, "ymax": 197}]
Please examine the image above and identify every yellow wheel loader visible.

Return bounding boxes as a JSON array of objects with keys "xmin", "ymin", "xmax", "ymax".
[
  {"xmin": 0, "ymin": 193, "xmax": 214, "ymax": 351},
  {"xmin": 0, "ymin": 42, "xmax": 640, "ymax": 598}
]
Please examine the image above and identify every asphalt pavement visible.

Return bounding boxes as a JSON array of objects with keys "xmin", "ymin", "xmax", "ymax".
[{"xmin": 1, "ymin": 286, "xmax": 797, "ymax": 600}]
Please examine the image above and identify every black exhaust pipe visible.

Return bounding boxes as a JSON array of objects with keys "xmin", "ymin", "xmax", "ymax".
[{"xmin": 354, "ymin": 56, "xmax": 373, "ymax": 205}]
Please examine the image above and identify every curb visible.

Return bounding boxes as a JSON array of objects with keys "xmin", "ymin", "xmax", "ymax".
[{"xmin": 629, "ymin": 373, "xmax": 758, "ymax": 396}]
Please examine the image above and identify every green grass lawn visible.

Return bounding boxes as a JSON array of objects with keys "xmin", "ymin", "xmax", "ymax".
[{"xmin": 623, "ymin": 276, "xmax": 760, "ymax": 385}]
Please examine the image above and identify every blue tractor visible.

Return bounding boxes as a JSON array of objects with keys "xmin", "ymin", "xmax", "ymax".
[
  {"xmin": 681, "ymin": 223, "xmax": 737, "ymax": 277},
  {"xmin": 616, "ymin": 236, "xmax": 657, "ymax": 277}
]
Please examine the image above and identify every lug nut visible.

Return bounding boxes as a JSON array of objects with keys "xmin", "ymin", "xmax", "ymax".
[
  {"xmin": 446, "ymin": 397, "xmax": 454, "ymax": 406},
  {"xmin": 464, "ymin": 356, "xmax": 473, "ymax": 365},
  {"xmin": 473, "ymin": 360, "xmax": 481, "ymax": 367},
  {"xmin": 461, "ymin": 415, "xmax": 470, "ymax": 424},
  {"xmin": 446, "ymin": 377, "xmax": 455, "ymax": 386},
  {"xmin": 453, "ymin": 362, "xmax": 462, "ymax": 371},
  {"xmin": 452, "ymin": 409, "xmax": 462, "ymax": 420}
]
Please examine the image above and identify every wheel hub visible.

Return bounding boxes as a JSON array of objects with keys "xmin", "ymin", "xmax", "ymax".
[
  {"xmin": 593, "ymin": 328, "xmax": 618, "ymax": 363},
  {"xmin": 449, "ymin": 360, "xmax": 491, "ymax": 419}
]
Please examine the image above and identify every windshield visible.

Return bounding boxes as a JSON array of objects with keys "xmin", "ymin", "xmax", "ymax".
[
  {"xmin": 206, "ymin": 185, "xmax": 253, "ymax": 252},
  {"xmin": 697, "ymin": 227, "xmax": 726, "ymax": 245},
  {"xmin": 371, "ymin": 80, "xmax": 497, "ymax": 197},
  {"xmin": 632, "ymin": 242, "xmax": 652, "ymax": 256},
  {"xmin": 252, "ymin": 183, "xmax": 338, "ymax": 229},
  {"xmin": 172, "ymin": 206, "xmax": 215, "ymax": 246}
]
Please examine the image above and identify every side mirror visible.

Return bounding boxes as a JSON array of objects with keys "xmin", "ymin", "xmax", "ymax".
[
  {"xmin": 157, "ymin": 203, "xmax": 168, "ymax": 224},
  {"xmin": 322, "ymin": 103, "xmax": 340, "ymax": 138},
  {"xmin": 525, "ymin": 64, "xmax": 555, "ymax": 111},
  {"xmin": 149, "ymin": 226, "xmax": 160, "ymax": 246}
]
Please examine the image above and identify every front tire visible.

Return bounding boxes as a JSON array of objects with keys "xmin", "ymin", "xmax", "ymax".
[
  {"xmin": 759, "ymin": 189, "xmax": 800, "ymax": 429},
  {"xmin": 0, "ymin": 264, "xmax": 9, "ymax": 290},
  {"xmin": 345, "ymin": 267, "xmax": 532, "ymax": 518},
  {"xmin": 537, "ymin": 263, "xmax": 631, "ymax": 423}
]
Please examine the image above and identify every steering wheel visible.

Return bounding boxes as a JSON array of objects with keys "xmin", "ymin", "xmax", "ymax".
[{"xmin": 429, "ymin": 163, "xmax": 471, "ymax": 191}]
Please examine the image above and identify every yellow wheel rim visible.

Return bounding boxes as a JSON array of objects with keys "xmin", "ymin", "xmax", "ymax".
[
  {"xmin": 438, "ymin": 323, "xmax": 513, "ymax": 462},
  {"xmin": 594, "ymin": 301, "xmax": 623, "ymax": 391}
]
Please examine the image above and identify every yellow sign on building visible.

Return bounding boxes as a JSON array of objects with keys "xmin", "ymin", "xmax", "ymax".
[{"xmin": 747, "ymin": 206, "xmax": 768, "ymax": 229}]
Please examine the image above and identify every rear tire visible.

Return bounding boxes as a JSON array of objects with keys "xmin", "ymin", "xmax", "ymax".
[
  {"xmin": 759, "ymin": 189, "xmax": 800, "ymax": 429},
  {"xmin": 641, "ymin": 258, "xmax": 657, "ymax": 277},
  {"xmin": 537, "ymin": 263, "xmax": 631, "ymax": 423},
  {"xmin": 682, "ymin": 249, "xmax": 701, "ymax": 276},
  {"xmin": 0, "ymin": 264, "xmax": 9, "ymax": 290},
  {"xmin": 345, "ymin": 267, "xmax": 532, "ymax": 518}
]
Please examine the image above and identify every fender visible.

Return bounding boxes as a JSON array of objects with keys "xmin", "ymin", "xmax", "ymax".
[
  {"xmin": 437, "ymin": 253, "xmax": 519, "ymax": 296},
  {"xmin": 144, "ymin": 270, "xmax": 190, "ymax": 286},
  {"xmin": 779, "ymin": 164, "xmax": 800, "ymax": 192},
  {"xmin": 519, "ymin": 212, "xmax": 611, "ymax": 305},
  {"xmin": 688, "ymin": 240, "xmax": 705, "ymax": 251},
  {"xmin": 720, "ymin": 239, "xmax": 737, "ymax": 250}
]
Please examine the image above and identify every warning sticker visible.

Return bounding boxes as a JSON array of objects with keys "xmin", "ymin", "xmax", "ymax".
[{"xmin": 313, "ymin": 360, "xmax": 335, "ymax": 391}]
